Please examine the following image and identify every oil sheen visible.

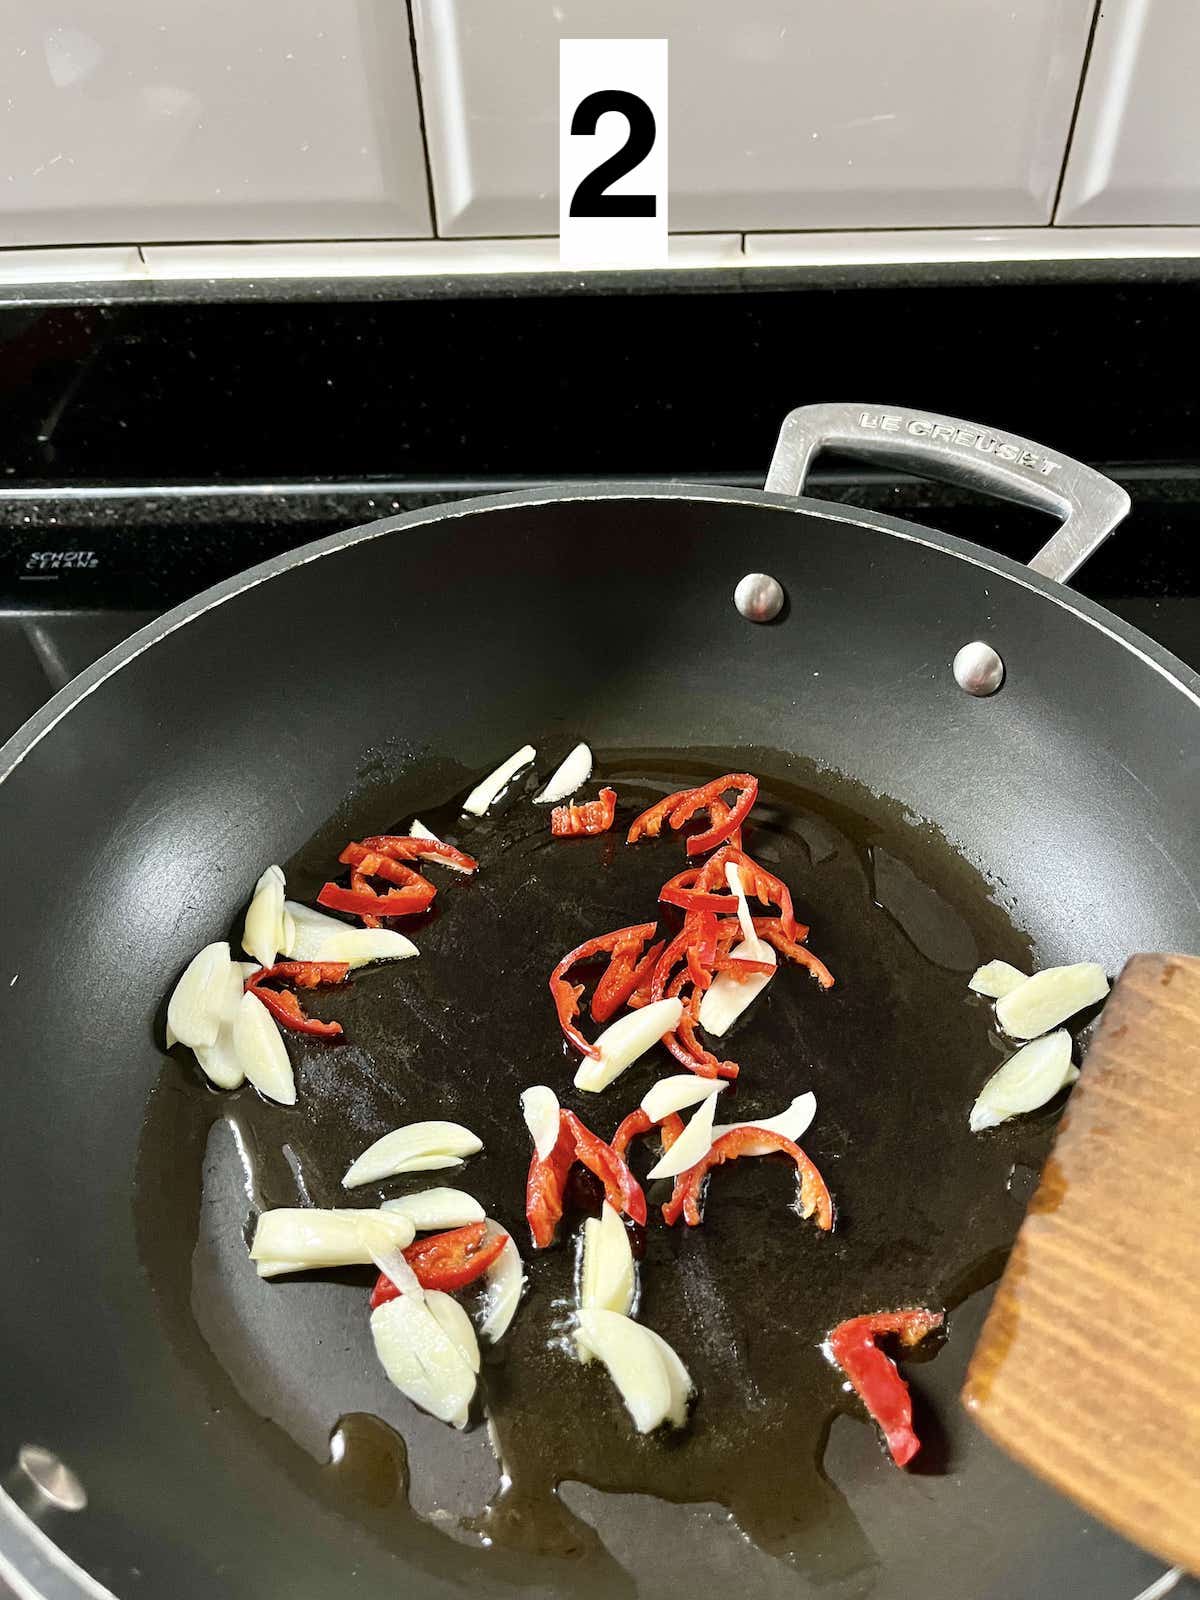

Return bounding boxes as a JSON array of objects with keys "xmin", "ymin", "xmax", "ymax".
[{"xmin": 135, "ymin": 747, "xmax": 1061, "ymax": 1596}]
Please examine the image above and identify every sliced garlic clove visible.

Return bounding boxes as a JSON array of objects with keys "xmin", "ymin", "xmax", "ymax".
[
  {"xmin": 574, "ymin": 997, "xmax": 684, "ymax": 1093},
  {"xmin": 427, "ymin": 1290, "xmax": 482, "ymax": 1375},
  {"xmin": 477, "ymin": 1221, "xmax": 524, "ymax": 1343},
  {"xmin": 167, "ymin": 941, "xmax": 235, "ymax": 1050},
  {"xmin": 233, "ymin": 990, "xmax": 296, "ymax": 1106},
  {"xmin": 646, "ymin": 1092, "xmax": 719, "ymax": 1180},
  {"xmin": 995, "ymin": 962, "xmax": 1110, "ymax": 1040},
  {"xmin": 968, "ymin": 959, "xmax": 1028, "ymax": 1000},
  {"xmin": 243, "ymin": 864, "xmax": 286, "ymax": 970},
  {"xmin": 462, "ymin": 744, "xmax": 536, "ymax": 816},
  {"xmin": 381, "ymin": 1187, "xmax": 485, "ymax": 1230},
  {"xmin": 194, "ymin": 1023, "xmax": 245, "ymax": 1090},
  {"xmin": 250, "ymin": 1207, "xmax": 415, "ymax": 1272},
  {"xmin": 368, "ymin": 1238, "xmax": 425, "ymax": 1304},
  {"xmin": 402, "ymin": 820, "xmax": 474, "ymax": 873},
  {"xmin": 575, "ymin": 1309, "xmax": 672, "ymax": 1434},
  {"xmin": 219, "ymin": 961, "xmax": 254, "ymax": 1026},
  {"xmin": 696, "ymin": 933, "xmax": 776, "ymax": 1037},
  {"xmin": 640, "ymin": 1075, "xmax": 726, "ymax": 1123},
  {"xmin": 579, "ymin": 1202, "xmax": 636, "ymax": 1316},
  {"xmin": 370, "ymin": 1295, "xmax": 476, "ymax": 1428},
  {"xmin": 343, "ymin": 1121, "xmax": 483, "ymax": 1189},
  {"xmin": 521, "ymin": 1085, "xmax": 561, "ymax": 1161},
  {"xmin": 642, "ymin": 1326, "xmax": 695, "ymax": 1428},
  {"xmin": 714, "ymin": 1090, "xmax": 817, "ymax": 1145},
  {"xmin": 280, "ymin": 901, "xmax": 329, "ymax": 960},
  {"xmin": 283, "ymin": 901, "xmax": 418, "ymax": 966},
  {"xmin": 970, "ymin": 1030, "xmax": 1076, "ymax": 1132},
  {"xmin": 533, "ymin": 742, "xmax": 593, "ymax": 804},
  {"xmin": 725, "ymin": 862, "xmax": 757, "ymax": 947},
  {"xmin": 254, "ymin": 1260, "xmax": 298, "ymax": 1279},
  {"xmin": 578, "ymin": 1225, "xmax": 598, "ymax": 1339}
]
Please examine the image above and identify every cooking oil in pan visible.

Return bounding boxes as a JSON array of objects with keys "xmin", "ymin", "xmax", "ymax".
[{"xmin": 136, "ymin": 747, "xmax": 1059, "ymax": 1593}]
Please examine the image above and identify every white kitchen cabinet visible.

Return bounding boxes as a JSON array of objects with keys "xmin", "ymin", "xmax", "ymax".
[
  {"xmin": 1057, "ymin": 0, "xmax": 1200, "ymax": 224},
  {"xmin": 0, "ymin": 0, "xmax": 431, "ymax": 246},
  {"xmin": 413, "ymin": 0, "xmax": 1096, "ymax": 236}
]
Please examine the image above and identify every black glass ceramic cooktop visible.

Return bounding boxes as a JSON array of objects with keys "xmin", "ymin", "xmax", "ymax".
[{"xmin": 1, "ymin": 278, "xmax": 1198, "ymax": 1600}]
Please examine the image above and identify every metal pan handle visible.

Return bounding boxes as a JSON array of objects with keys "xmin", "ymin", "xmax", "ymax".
[{"xmin": 765, "ymin": 402, "xmax": 1130, "ymax": 585}]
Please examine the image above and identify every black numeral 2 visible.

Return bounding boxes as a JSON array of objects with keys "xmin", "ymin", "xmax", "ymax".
[{"xmin": 568, "ymin": 90, "xmax": 657, "ymax": 218}]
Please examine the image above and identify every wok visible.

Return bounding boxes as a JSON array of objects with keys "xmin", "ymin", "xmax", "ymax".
[{"xmin": 1, "ymin": 403, "xmax": 1197, "ymax": 1600}]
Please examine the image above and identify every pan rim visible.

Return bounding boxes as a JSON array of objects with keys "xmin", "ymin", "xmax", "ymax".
[
  {"xmin": 0, "ymin": 481, "xmax": 1187, "ymax": 1599},
  {"xmin": 2, "ymin": 483, "xmax": 1198, "ymax": 792}
]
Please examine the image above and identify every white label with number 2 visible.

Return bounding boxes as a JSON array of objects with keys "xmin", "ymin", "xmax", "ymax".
[{"xmin": 559, "ymin": 39, "xmax": 667, "ymax": 268}]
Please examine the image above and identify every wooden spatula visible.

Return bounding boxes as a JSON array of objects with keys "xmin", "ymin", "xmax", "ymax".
[{"xmin": 963, "ymin": 953, "xmax": 1200, "ymax": 1574}]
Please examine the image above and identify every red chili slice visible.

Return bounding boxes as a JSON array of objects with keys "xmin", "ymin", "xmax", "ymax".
[
  {"xmin": 550, "ymin": 974, "xmax": 592, "ymax": 1060},
  {"xmin": 650, "ymin": 924, "xmax": 701, "ymax": 1003},
  {"xmin": 749, "ymin": 912, "xmax": 810, "ymax": 942},
  {"xmin": 672, "ymin": 1003, "xmax": 739, "ymax": 1080},
  {"xmin": 563, "ymin": 1110, "xmax": 647, "ymax": 1226},
  {"xmin": 627, "ymin": 784, "xmax": 701, "ymax": 844},
  {"xmin": 685, "ymin": 911, "xmax": 718, "ymax": 989},
  {"xmin": 339, "ymin": 844, "xmax": 439, "ymax": 895},
  {"xmin": 550, "ymin": 922, "xmax": 659, "ymax": 1057},
  {"xmin": 358, "ymin": 834, "xmax": 479, "ymax": 875},
  {"xmin": 658, "ymin": 866, "xmax": 731, "ymax": 917},
  {"xmin": 591, "ymin": 931, "xmax": 663, "ymax": 1024},
  {"xmin": 610, "ymin": 1107, "xmax": 685, "ymax": 1162},
  {"xmin": 624, "ymin": 939, "xmax": 666, "ymax": 1010},
  {"xmin": 650, "ymin": 923, "xmax": 740, "ymax": 1079},
  {"xmin": 350, "ymin": 867, "xmax": 382, "ymax": 929},
  {"xmin": 711, "ymin": 953, "xmax": 776, "ymax": 979},
  {"xmin": 550, "ymin": 787, "xmax": 618, "ymax": 838},
  {"xmin": 526, "ymin": 1113, "xmax": 578, "ymax": 1249},
  {"xmin": 369, "ymin": 1222, "xmax": 509, "ymax": 1307},
  {"xmin": 525, "ymin": 1110, "xmax": 646, "ymax": 1245},
  {"xmin": 662, "ymin": 1126, "xmax": 833, "ymax": 1229},
  {"xmin": 661, "ymin": 847, "xmax": 799, "ymax": 943},
  {"xmin": 668, "ymin": 774, "xmax": 758, "ymax": 857},
  {"xmin": 249, "ymin": 961, "xmax": 350, "ymax": 989},
  {"xmin": 245, "ymin": 961, "xmax": 349, "ymax": 1038},
  {"xmin": 828, "ymin": 1309, "xmax": 944, "ymax": 1467},
  {"xmin": 317, "ymin": 880, "xmax": 435, "ymax": 920},
  {"xmin": 247, "ymin": 987, "xmax": 342, "ymax": 1038},
  {"xmin": 692, "ymin": 846, "xmax": 799, "ymax": 940},
  {"xmin": 753, "ymin": 919, "xmax": 835, "ymax": 988},
  {"xmin": 705, "ymin": 796, "xmax": 744, "ymax": 854}
]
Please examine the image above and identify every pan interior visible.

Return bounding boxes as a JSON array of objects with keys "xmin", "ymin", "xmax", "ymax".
[
  {"xmin": 138, "ymin": 744, "xmax": 1074, "ymax": 1599},
  {"xmin": 1, "ymin": 491, "xmax": 1193, "ymax": 1600}
]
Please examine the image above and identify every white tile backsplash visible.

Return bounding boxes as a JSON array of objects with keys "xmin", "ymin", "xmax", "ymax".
[
  {"xmin": 413, "ymin": 0, "xmax": 1097, "ymax": 236},
  {"xmin": 1057, "ymin": 0, "xmax": 1200, "ymax": 224},
  {"xmin": 3, "ymin": 0, "xmax": 1186, "ymax": 254},
  {"xmin": 0, "ymin": 0, "xmax": 432, "ymax": 246}
]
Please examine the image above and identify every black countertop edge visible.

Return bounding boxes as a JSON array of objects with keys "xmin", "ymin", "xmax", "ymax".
[
  {"xmin": 3, "ymin": 282, "xmax": 1198, "ymax": 483},
  {"xmin": 4, "ymin": 466, "xmax": 1198, "ymax": 610},
  {"xmin": 2, "ymin": 462, "xmax": 1197, "ymax": 503},
  {"xmin": 9, "ymin": 253, "xmax": 1200, "ymax": 308}
]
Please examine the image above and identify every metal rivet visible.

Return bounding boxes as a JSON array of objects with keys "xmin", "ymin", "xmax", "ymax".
[
  {"xmin": 18, "ymin": 1446, "xmax": 87, "ymax": 1512},
  {"xmin": 734, "ymin": 573, "xmax": 785, "ymax": 623},
  {"xmin": 953, "ymin": 641, "xmax": 1005, "ymax": 697}
]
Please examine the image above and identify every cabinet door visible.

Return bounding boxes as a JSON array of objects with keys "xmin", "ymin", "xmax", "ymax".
[
  {"xmin": 0, "ymin": 0, "xmax": 431, "ymax": 246},
  {"xmin": 1058, "ymin": 0, "xmax": 1200, "ymax": 223},
  {"xmin": 414, "ymin": 0, "xmax": 1096, "ymax": 236}
]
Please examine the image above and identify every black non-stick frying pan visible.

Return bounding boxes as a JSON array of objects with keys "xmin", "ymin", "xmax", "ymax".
[{"xmin": 1, "ymin": 403, "xmax": 1197, "ymax": 1600}]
